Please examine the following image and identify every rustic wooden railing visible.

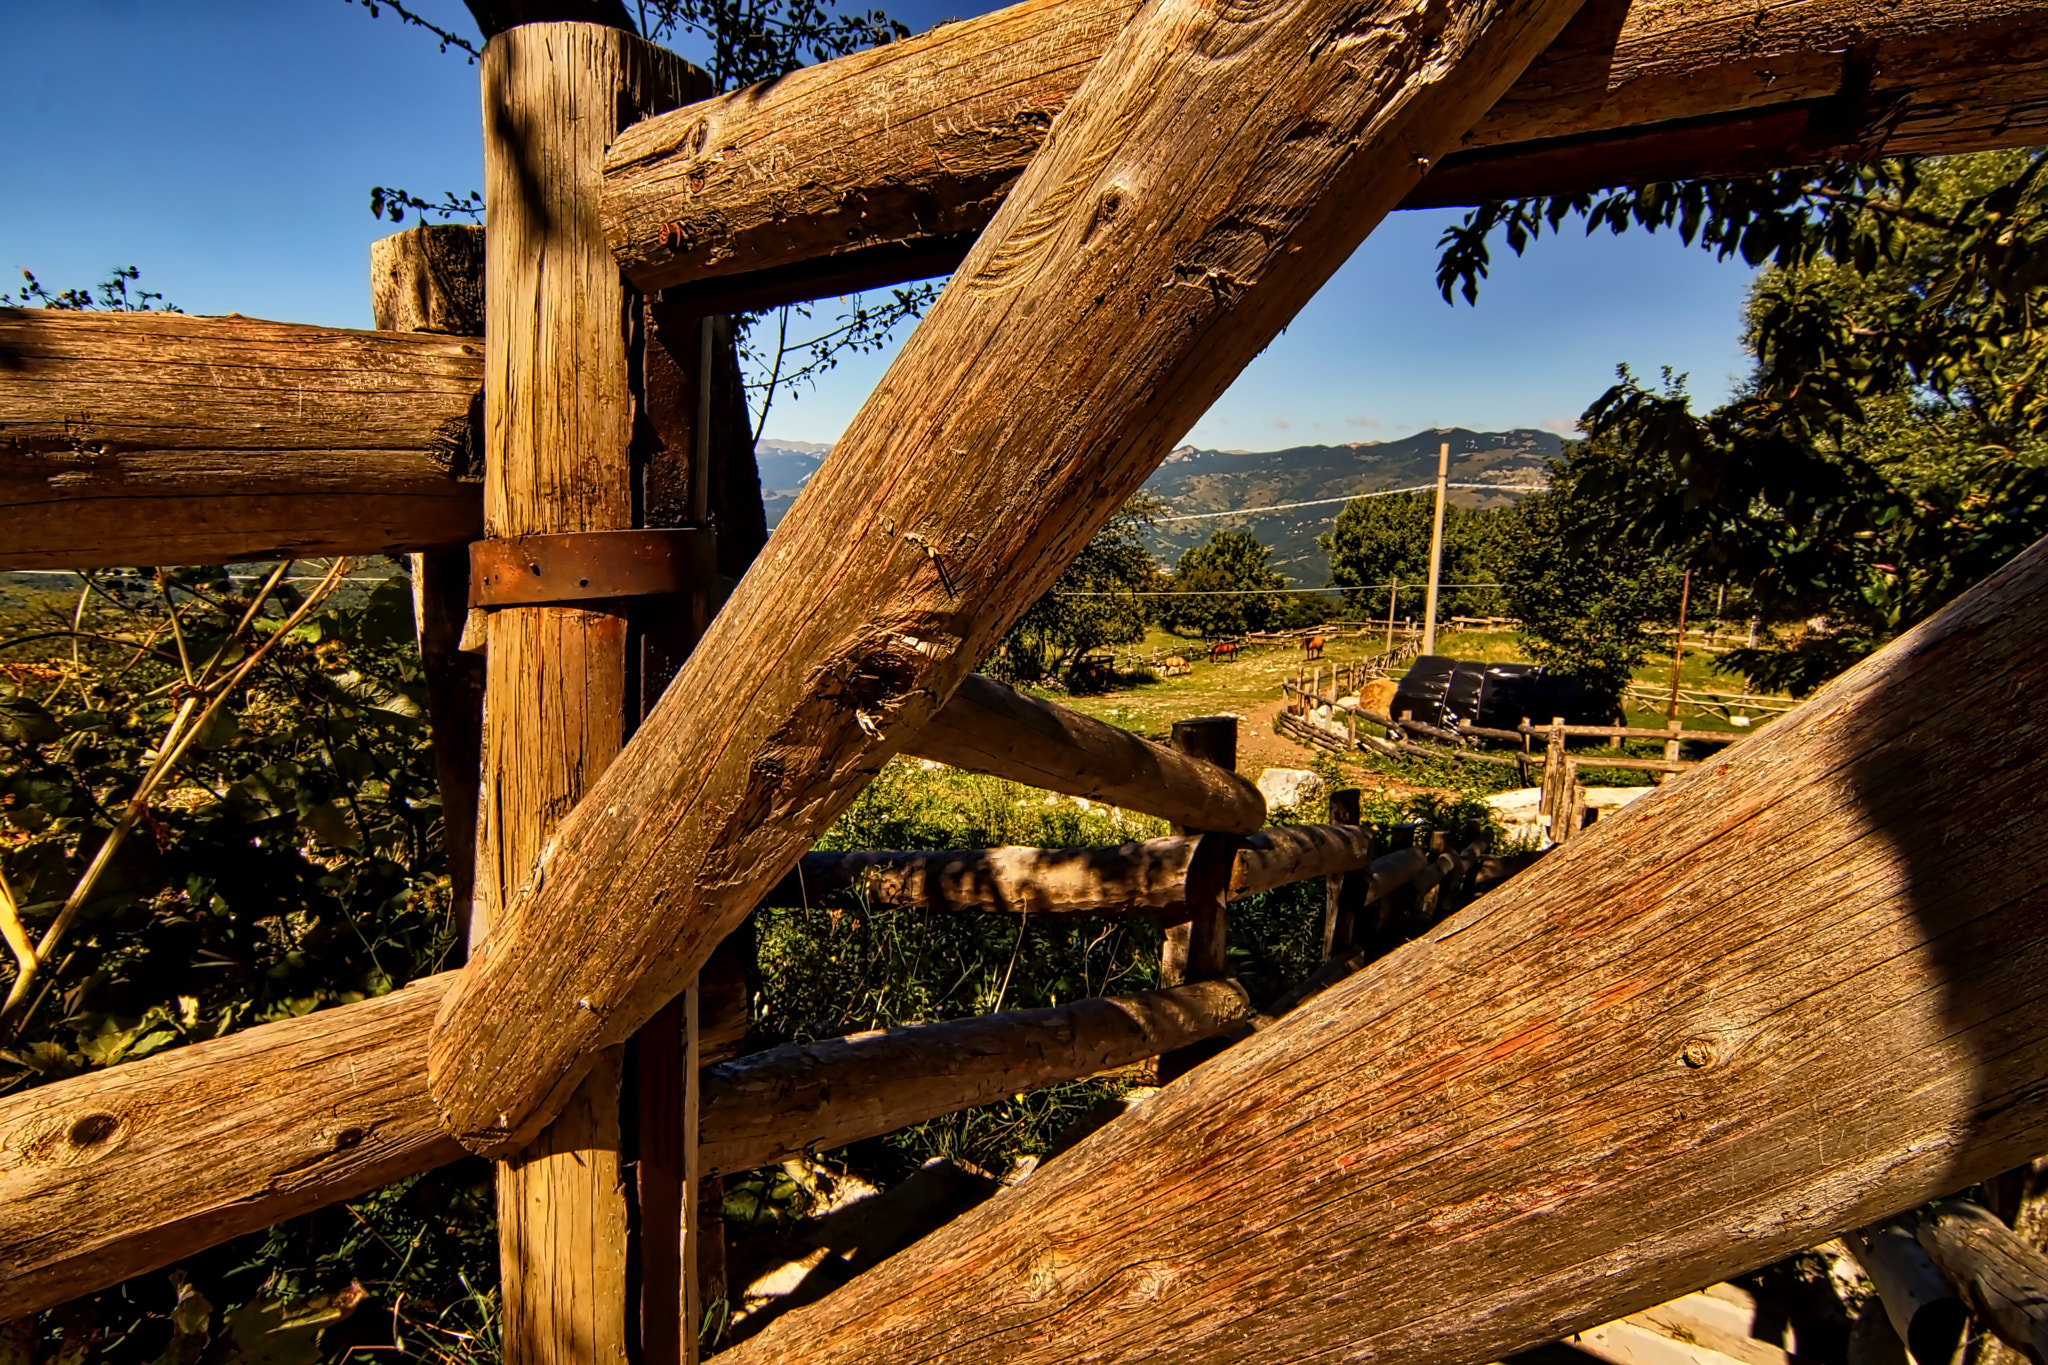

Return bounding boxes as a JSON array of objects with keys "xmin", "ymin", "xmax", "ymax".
[
  {"xmin": 9, "ymin": 4, "xmax": 2048, "ymax": 1363},
  {"xmin": 600, "ymin": 0, "xmax": 2048, "ymax": 308},
  {"xmin": 1279, "ymin": 673, "xmax": 1763, "ymax": 842}
]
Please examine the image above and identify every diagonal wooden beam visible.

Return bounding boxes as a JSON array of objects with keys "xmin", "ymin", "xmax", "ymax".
[
  {"xmin": 602, "ymin": 0, "xmax": 2048, "ymax": 304},
  {"xmin": 428, "ymin": 0, "xmax": 1596, "ymax": 1157},
  {"xmin": 0, "ymin": 310, "xmax": 482, "ymax": 569},
  {"xmin": 712, "ymin": 533, "xmax": 2048, "ymax": 1365}
]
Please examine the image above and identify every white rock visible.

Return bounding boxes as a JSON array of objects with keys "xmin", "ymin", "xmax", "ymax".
[{"xmin": 1258, "ymin": 767, "xmax": 1325, "ymax": 812}]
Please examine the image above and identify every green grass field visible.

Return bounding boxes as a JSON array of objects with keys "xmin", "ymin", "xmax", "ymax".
[{"xmin": 1022, "ymin": 622, "xmax": 1794, "ymax": 794}]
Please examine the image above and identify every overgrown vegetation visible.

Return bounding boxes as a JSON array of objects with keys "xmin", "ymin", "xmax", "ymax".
[
  {"xmin": 994, "ymin": 495, "xmax": 1164, "ymax": 685},
  {"xmin": 0, "ymin": 562, "xmax": 496, "ymax": 1362}
]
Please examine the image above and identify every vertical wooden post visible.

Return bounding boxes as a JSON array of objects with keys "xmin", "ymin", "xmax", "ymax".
[
  {"xmin": 1159, "ymin": 715, "xmax": 1240, "ymax": 1083},
  {"xmin": 1322, "ymin": 788, "xmax": 1366, "ymax": 958},
  {"xmin": 370, "ymin": 225, "xmax": 488, "ymax": 952},
  {"xmin": 1666, "ymin": 565, "xmax": 1693, "ymax": 722},
  {"xmin": 1665, "ymin": 717, "xmax": 1683, "ymax": 764},
  {"xmin": 1542, "ymin": 716, "xmax": 1567, "ymax": 844},
  {"xmin": 1385, "ymin": 578, "xmax": 1398, "ymax": 653},
  {"xmin": 477, "ymin": 25, "xmax": 700, "ymax": 1365},
  {"xmin": 1421, "ymin": 441, "xmax": 1450, "ymax": 654}
]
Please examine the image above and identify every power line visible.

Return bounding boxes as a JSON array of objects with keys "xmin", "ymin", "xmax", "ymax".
[{"xmin": 1156, "ymin": 483, "xmax": 1546, "ymax": 523}]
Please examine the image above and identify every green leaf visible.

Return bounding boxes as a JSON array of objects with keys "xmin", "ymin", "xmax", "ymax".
[{"xmin": 0, "ymin": 695, "xmax": 60, "ymax": 745}]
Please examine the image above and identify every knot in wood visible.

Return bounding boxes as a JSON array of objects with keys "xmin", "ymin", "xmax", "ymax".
[
  {"xmin": 69, "ymin": 1112, "xmax": 120, "ymax": 1149},
  {"xmin": 1681, "ymin": 1040, "xmax": 1717, "ymax": 1069}
]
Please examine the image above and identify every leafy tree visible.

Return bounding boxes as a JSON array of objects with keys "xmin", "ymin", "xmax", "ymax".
[
  {"xmin": 1156, "ymin": 530, "xmax": 1288, "ymax": 638},
  {"xmin": 1493, "ymin": 463, "xmax": 1680, "ymax": 712},
  {"xmin": 1321, "ymin": 492, "xmax": 1513, "ymax": 622},
  {"xmin": 1436, "ymin": 150, "xmax": 2048, "ymax": 693},
  {"xmin": 997, "ymin": 495, "xmax": 1162, "ymax": 681}
]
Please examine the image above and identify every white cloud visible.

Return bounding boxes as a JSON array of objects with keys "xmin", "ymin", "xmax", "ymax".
[{"xmin": 1542, "ymin": 416, "xmax": 1580, "ymax": 434}]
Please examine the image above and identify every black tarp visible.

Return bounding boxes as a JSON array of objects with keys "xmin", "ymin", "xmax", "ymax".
[{"xmin": 1389, "ymin": 656, "xmax": 1603, "ymax": 732}]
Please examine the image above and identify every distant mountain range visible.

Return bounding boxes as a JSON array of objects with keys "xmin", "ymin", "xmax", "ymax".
[{"xmin": 753, "ymin": 426, "xmax": 1562, "ymax": 584}]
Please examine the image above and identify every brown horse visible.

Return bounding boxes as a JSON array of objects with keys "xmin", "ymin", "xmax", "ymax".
[
  {"xmin": 1208, "ymin": 639, "xmax": 1239, "ymax": 663},
  {"xmin": 1302, "ymin": 634, "xmax": 1327, "ymax": 661},
  {"xmin": 1162, "ymin": 655, "xmax": 1191, "ymax": 677}
]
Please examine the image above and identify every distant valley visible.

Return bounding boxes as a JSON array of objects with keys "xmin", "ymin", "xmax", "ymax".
[{"xmin": 753, "ymin": 426, "xmax": 1561, "ymax": 584}]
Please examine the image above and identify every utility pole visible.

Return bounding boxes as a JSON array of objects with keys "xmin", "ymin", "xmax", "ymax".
[
  {"xmin": 1666, "ymin": 567, "xmax": 1693, "ymax": 721},
  {"xmin": 1421, "ymin": 440, "xmax": 1449, "ymax": 655}
]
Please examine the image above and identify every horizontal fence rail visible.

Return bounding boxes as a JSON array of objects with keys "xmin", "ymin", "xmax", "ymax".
[
  {"xmin": 0, "ymin": 310, "xmax": 483, "ymax": 570},
  {"xmin": 778, "ymin": 823, "xmax": 1412, "ymax": 920},
  {"xmin": 909, "ymin": 674, "xmax": 1266, "ymax": 834},
  {"xmin": 599, "ymin": 0, "xmax": 2048, "ymax": 305},
  {"xmin": 698, "ymin": 980, "xmax": 1254, "ymax": 1175}
]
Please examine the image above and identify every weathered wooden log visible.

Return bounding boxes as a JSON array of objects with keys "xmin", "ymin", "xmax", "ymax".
[
  {"xmin": 1918, "ymin": 1199, "xmax": 2048, "ymax": 1365},
  {"xmin": 0, "ymin": 975, "xmax": 1245, "ymax": 1319},
  {"xmin": 0, "ymin": 310, "xmax": 481, "ymax": 569},
  {"xmin": 0, "ymin": 975, "xmax": 461, "ymax": 1322},
  {"xmin": 770, "ymin": 823, "xmax": 1413, "ymax": 920},
  {"xmin": 425, "ymin": 0, "xmax": 1591, "ymax": 1154},
  {"xmin": 1162, "ymin": 717, "xmax": 1239, "ymax": 990},
  {"xmin": 1846, "ymin": 1222, "xmax": 1972, "ymax": 1365},
  {"xmin": 908, "ymin": 675, "xmax": 1265, "ymax": 834},
  {"xmin": 601, "ymin": 0, "xmax": 2048, "ymax": 300},
  {"xmin": 697, "ymin": 979, "xmax": 1251, "ymax": 1175},
  {"xmin": 371, "ymin": 225, "xmax": 486, "ymax": 337},
  {"xmin": 712, "ymin": 536, "xmax": 2048, "ymax": 1365},
  {"xmin": 472, "ymin": 25, "xmax": 703, "ymax": 1365}
]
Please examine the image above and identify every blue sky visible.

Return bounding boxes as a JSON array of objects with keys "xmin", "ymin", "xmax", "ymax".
[{"xmin": 3, "ymin": 0, "xmax": 1758, "ymax": 449}]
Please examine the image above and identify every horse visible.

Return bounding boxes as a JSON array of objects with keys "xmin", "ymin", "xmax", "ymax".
[
  {"xmin": 1162, "ymin": 655, "xmax": 1191, "ymax": 677},
  {"xmin": 1302, "ymin": 634, "xmax": 1327, "ymax": 661},
  {"xmin": 1208, "ymin": 639, "xmax": 1239, "ymax": 663}
]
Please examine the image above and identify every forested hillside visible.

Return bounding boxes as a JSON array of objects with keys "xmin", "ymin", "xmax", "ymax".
[{"xmin": 759, "ymin": 426, "xmax": 1558, "ymax": 582}]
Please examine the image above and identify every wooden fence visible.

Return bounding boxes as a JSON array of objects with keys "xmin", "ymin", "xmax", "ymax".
[
  {"xmin": 7, "ymin": 3, "xmax": 2048, "ymax": 1364},
  {"xmin": 1280, "ymin": 672, "xmax": 1750, "ymax": 844},
  {"xmin": 1621, "ymin": 680, "xmax": 1800, "ymax": 721}
]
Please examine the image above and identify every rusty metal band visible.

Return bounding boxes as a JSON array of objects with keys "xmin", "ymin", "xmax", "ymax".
[{"xmin": 468, "ymin": 528, "xmax": 718, "ymax": 608}]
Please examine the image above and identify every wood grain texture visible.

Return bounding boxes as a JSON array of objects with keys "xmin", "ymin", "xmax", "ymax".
[
  {"xmin": 717, "ymin": 536, "xmax": 2048, "ymax": 1365},
  {"xmin": 697, "ymin": 980, "xmax": 1251, "ymax": 1176},
  {"xmin": 1161, "ymin": 718, "xmax": 1238, "ymax": 993},
  {"xmin": 433, "ymin": 0, "xmax": 1591, "ymax": 1156},
  {"xmin": 1919, "ymin": 1200, "xmax": 2048, "ymax": 1365},
  {"xmin": 475, "ymin": 24, "xmax": 703, "ymax": 1365},
  {"xmin": 908, "ymin": 674, "xmax": 1266, "ymax": 835},
  {"xmin": 371, "ymin": 225, "xmax": 487, "ymax": 336},
  {"xmin": 0, "ymin": 976, "xmax": 462, "ymax": 1322},
  {"xmin": 0, "ymin": 309, "xmax": 481, "ymax": 569},
  {"xmin": 0, "ymin": 971, "xmax": 1237, "ymax": 1321},
  {"xmin": 602, "ymin": 0, "xmax": 2048, "ymax": 296}
]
